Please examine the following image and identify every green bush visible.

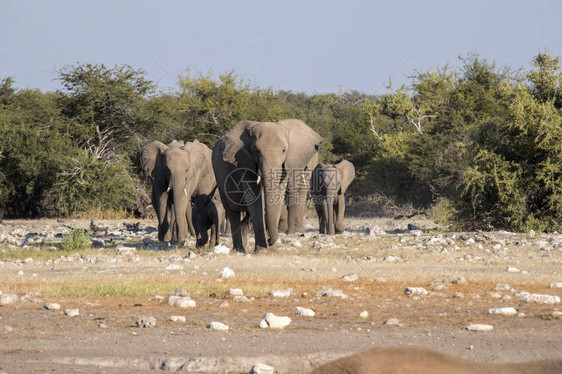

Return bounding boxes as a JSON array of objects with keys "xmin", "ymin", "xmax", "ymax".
[{"xmin": 62, "ymin": 228, "xmax": 91, "ymax": 251}]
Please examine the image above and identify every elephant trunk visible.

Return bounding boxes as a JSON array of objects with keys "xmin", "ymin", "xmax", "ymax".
[
  {"xmin": 261, "ymin": 162, "xmax": 285, "ymax": 247},
  {"xmin": 170, "ymin": 179, "xmax": 189, "ymax": 244}
]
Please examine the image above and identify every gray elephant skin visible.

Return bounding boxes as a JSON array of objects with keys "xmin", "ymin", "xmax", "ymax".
[
  {"xmin": 192, "ymin": 189, "xmax": 227, "ymax": 248},
  {"xmin": 140, "ymin": 140, "xmax": 214, "ymax": 244},
  {"xmin": 311, "ymin": 160, "xmax": 355, "ymax": 235},
  {"xmin": 212, "ymin": 119, "xmax": 322, "ymax": 253}
]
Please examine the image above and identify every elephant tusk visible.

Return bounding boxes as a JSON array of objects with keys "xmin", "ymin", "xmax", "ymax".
[
  {"xmin": 256, "ymin": 175, "xmax": 261, "ymax": 185},
  {"xmin": 166, "ymin": 186, "xmax": 171, "ymax": 193},
  {"xmin": 184, "ymin": 188, "xmax": 188, "ymax": 197}
]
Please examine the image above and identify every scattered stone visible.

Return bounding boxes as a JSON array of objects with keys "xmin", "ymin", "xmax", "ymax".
[
  {"xmin": 453, "ymin": 277, "xmax": 469, "ymax": 285},
  {"xmin": 170, "ymin": 316, "xmax": 186, "ymax": 323},
  {"xmin": 220, "ymin": 267, "xmax": 235, "ymax": 278},
  {"xmin": 522, "ymin": 294, "xmax": 560, "ymax": 304},
  {"xmin": 317, "ymin": 288, "xmax": 348, "ymax": 299},
  {"xmin": 173, "ymin": 297, "xmax": 197, "ymax": 308},
  {"xmin": 4, "ymin": 325, "xmax": 13, "ymax": 333},
  {"xmin": 166, "ymin": 264, "xmax": 183, "ymax": 271},
  {"xmin": 269, "ymin": 288, "xmax": 292, "ymax": 298},
  {"xmin": 228, "ymin": 288, "xmax": 244, "ymax": 296},
  {"xmin": 218, "ymin": 301, "xmax": 229, "ymax": 308},
  {"xmin": 64, "ymin": 309, "xmax": 79, "ymax": 317},
  {"xmin": 494, "ymin": 283, "xmax": 511, "ymax": 291},
  {"xmin": 466, "ymin": 324, "xmax": 493, "ymax": 332},
  {"xmin": 295, "ymin": 307, "xmax": 315, "ymax": 317},
  {"xmin": 485, "ymin": 292, "xmax": 503, "ymax": 299},
  {"xmin": 383, "ymin": 318, "xmax": 401, "ymax": 327},
  {"xmin": 207, "ymin": 321, "xmax": 229, "ymax": 331},
  {"xmin": 383, "ymin": 256, "xmax": 401, "ymax": 262},
  {"xmin": 550, "ymin": 282, "xmax": 562, "ymax": 289},
  {"xmin": 259, "ymin": 313, "xmax": 291, "ymax": 329},
  {"xmin": 250, "ymin": 362, "xmax": 275, "ymax": 374},
  {"xmin": 341, "ymin": 273, "xmax": 358, "ymax": 282},
  {"xmin": 552, "ymin": 311, "xmax": 562, "ymax": 318},
  {"xmin": 365, "ymin": 225, "xmax": 385, "ymax": 236},
  {"xmin": 213, "ymin": 245, "xmax": 230, "ymax": 254},
  {"xmin": 453, "ymin": 292, "xmax": 465, "ymax": 299},
  {"xmin": 433, "ymin": 284, "xmax": 447, "ymax": 291},
  {"xmin": 528, "ymin": 229, "xmax": 536, "ymax": 238},
  {"xmin": 359, "ymin": 311, "xmax": 369, "ymax": 319},
  {"xmin": 233, "ymin": 296, "xmax": 252, "ymax": 303},
  {"xmin": 90, "ymin": 239, "xmax": 104, "ymax": 248},
  {"xmin": 404, "ymin": 287, "xmax": 428, "ymax": 296},
  {"xmin": 506, "ymin": 266, "xmax": 520, "ymax": 273},
  {"xmin": 489, "ymin": 307, "xmax": 518, "ymax": 316},
  {"xmin": 185, "ymin": 251, "xmax": 197, "ymax": 259},
  {"xmin": 136, "ymin": 316, "xmax": 156, "ymax": 328},
  {"xmin": 0, "ymin": 293, "xmax": 19, "ymax": 306},
  {"xmin": 44, "ymin": 302, "xmax": 61, "ymax": 311}
]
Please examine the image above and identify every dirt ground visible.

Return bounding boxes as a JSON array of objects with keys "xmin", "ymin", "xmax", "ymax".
[{"xmin": 0, "ymin": 217, "xmax": 560, "ymax": 373}]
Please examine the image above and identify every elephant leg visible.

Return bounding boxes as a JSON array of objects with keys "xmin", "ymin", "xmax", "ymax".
[
  {"xmin": 186, "ymin": 203, "xmax": 195, "ymax": 237},
  {"xmin": 287, "ymin": 189, "xmax": 306, "ymax": 234},
  {"xmin": 210, "ymin": 211, "xmax": 219, "ymax": 247},
  {"xmin": 324, "ymin": 200, "xmax": 335, "ymax": 235},
  {"xmin": 241, "ymin": 217, "xmax": 250, "ymax": 250},
  {"xmin": 248, "ymin": 198, "xmax": 268, "ymax": 252},
  {"xmin": 315, "ymin": 203, "xmax": 325, "ymax": 234},
  {"xmin": 335, "ymin": 194, "xmax": 346, "ymax": 234},
  {"xmin": 278, "ymin": 203, "xmax": 288, "ymax": 233},
  {"xmin": 227, "ymin": 210, "xmax": 245, "ymax": 253},
  {"xmin": 157, "ymin": 191, "xmax": 171, "ymax": 241}
]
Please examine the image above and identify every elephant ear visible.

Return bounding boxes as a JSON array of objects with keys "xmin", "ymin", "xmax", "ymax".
[
  {"xmin": 183, "ymin": 142, "xmax": 206, "ymax": 170},
  {"xmin": 140, "ymin": 141, "xmax": 168, "ymax": 181},
  {"xmin": 222, "ymin": 121, "xmax": 256, "ymax": 165},
  {"xmin": 336, "ymin": 160, "xmax": 356, "ymax": 195},
  {"xmin": 279, "ymin": 119, "xmax": 323, "ymax": 170}
]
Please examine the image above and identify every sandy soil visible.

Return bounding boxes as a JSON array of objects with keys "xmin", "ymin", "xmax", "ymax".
[{"xmin": 0, "ymin": 217, "xmax": 560, "ymax": 373}]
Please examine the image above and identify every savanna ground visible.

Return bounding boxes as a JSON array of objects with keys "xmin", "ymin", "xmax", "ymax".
[{"xmin": 0, "ymin": 215, "xmax": 561, "ymax": 373}]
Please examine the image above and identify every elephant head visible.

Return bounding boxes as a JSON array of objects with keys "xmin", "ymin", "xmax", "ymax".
[
  {"xmin": 312, "ymin": 160, "xmax": 355, "ymax": 235},
  {"xmin": 141, "ymin": 140, "xmax": 210, "ymax": 244},
  {"xmin": 213, "ymin": 119, "xmax": 322, "ymax": 252}
]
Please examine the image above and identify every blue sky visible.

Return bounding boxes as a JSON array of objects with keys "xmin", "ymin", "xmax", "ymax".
[{"xmin": 1, "ymin": 0, "xmax": 560, "ymax": 94}]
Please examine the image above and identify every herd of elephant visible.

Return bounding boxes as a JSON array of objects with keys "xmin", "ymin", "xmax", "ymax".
[{"xmin": 140, "ymin": 119, "xmax": 355, "ymax": 253}]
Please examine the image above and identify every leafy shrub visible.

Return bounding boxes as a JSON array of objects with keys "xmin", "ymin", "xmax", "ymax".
[{"xmin": 62, "ymin": 228, "xmax": 91, "ymax": 251}]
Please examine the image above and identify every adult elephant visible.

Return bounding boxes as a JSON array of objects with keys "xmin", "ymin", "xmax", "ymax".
[
  {"xmin": 311, "ymin": 160, "xmax": 355, "ymax": 235},
  {"xmin": 141, "ymin": 140, "xmax": 214, "ymax": 244},
  {"xmin": 212, "ymin": 119, "xmax": 322, "ymax": 253}
]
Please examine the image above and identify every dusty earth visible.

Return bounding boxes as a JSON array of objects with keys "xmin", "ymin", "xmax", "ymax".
[{"xmin": 0, "ymin": 216, "xmax": 561, "ymax": 373}]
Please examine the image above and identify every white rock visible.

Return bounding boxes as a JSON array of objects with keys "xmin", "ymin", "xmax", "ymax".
[
  {"xmin": 365, "ymin": 225, "xmax": 385, "ymax": 236},
  {"xmin": 522, "ymin": 294, "xmax": 560, "ymax": 304},
  {"xmin": 550, "ymin": 282, "xmax": 562, "ymax": 289},
  {"xmin": 404, "ymin": 287, "xmax": 428, "ymax": 296},
  {"xmin": 528, "ymin": 229, "xmax": 536, "ymax": 238},
  {"xmin": 383, "ymin": 318, "xmax": 401, "ymax": 326},
  {"xmin": 233, "ymin": 296, "xmax": 252, "ymax": 303},
  {"xmin": 0, "ymin": 293, "xmax": 19, "ymax": 306},
  {"xmin": 259, "ymin": 313, "xmax": 291, "ymax": 329},
  {"xmin": 166, "ymin": 264, "xmax": 183, "ymax": 271},
  {"xmin": 170, "ymin": 316, "xmax": 186, "ymax": 323},
  {"xmin": 341, "ymin": 273, "xmax": 358, "ymax": 282},
  {"xmin": 64, "ymin": 309, "xmax": 79, "ymax": 317},
  {"xmin": 269, "ymin": 288, "xmax": 292, "ymax": 298},
  {"xmin": 466, "ymin": 324, "xmax": 493, "ymax": 331},
  {"xmin": 213, "ymin": 245, "xmax": 230, "ymax": 254},
  {"xmin": 136, "ymin": 316, "xmax": 156, "ymax": 328},
  {"xmin": 317, "ymin": 288, "xmax": 348, "ymax": 299},
  {"xmin": 220, "ymin": 267, "xmax": 235, "ymax": 278},
  {"xmin": 494, "ymin": 283, "xmax": 510, "ymax": 291},
  {"xmin": 359, "ymin": 311, "xmax": 369, "ymax": 319},
  {"xmin": 250, "ymin": 362, "xmax": 275, "ymax": 374},
  {"xmin": 44, "ymin": 302, "xmax": 61, "ymax": 311},
  {"xmin": 552, "ymin": 311, "xmax": 562, "ymax": 318},
  {"xmin": 383, "ymin": 256, "xmax": 401, "ymax": 262},
  {"xmin": 453, "ymin": 276, "xmax": 469, "ymax": 285},
  {"xmin": 488, "ymin": 307, "xmax": 518, "ymax": 316},
  {"xmin": 207, "ymin": 321, "xmax": 229, "ymax": 331},
  {"xmin": 295, "ymin": 307, "xmax": 315, "ymax": 317},
  {"xmin": 174, "ymin": 297, "xmax": 197, "ymax": 308},
  {"xmin": 228, "ymin": 288, "xmax": 244, "ymax": 296},
  {"xmin": 506, "ymin": 266, "xmax": 520, "ymax": 273}
]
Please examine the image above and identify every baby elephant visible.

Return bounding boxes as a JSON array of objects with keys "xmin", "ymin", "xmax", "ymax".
[
  {"xmin": 311, "ymin": 160, "xmax": 355, "ymax": 235},
  {"xmin": 191, "ymin": 189, "xmax": 226, "ymax": 248}
]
